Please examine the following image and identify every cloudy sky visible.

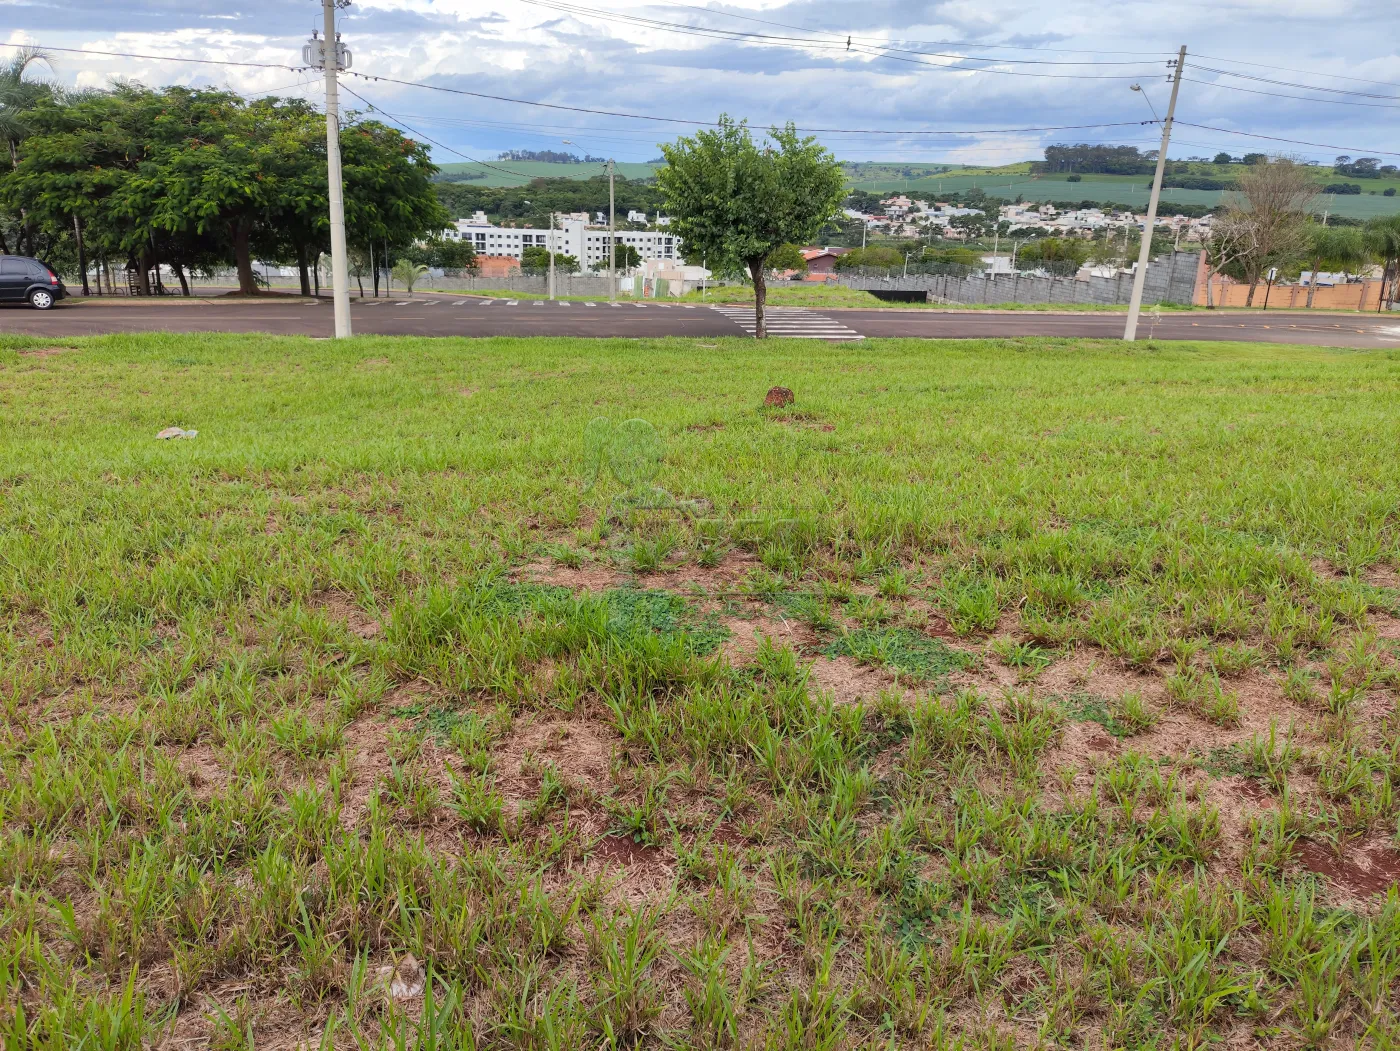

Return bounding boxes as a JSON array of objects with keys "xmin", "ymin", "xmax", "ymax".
[{"xmin": 3, "ymin": 0, "xmax": 1397, "ymax": 168}]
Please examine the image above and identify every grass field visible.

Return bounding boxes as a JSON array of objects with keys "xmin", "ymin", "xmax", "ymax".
[{"xmin": 3, "ymin": 332, "xmax": 1400, "ymax": 1049}]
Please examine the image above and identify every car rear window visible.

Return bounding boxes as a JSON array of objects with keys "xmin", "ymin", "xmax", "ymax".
[
  {"xmin": 29, "ymin": 263, "xmax": 50, "ymax": 278},
  {"xmin": 0, "ymin": 258, "xmax": 26, "ymax": 275}
]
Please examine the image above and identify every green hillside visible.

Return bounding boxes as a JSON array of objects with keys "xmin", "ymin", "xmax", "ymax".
[
  {"xmin": 845, "ymin": 169, "xmax": 1400, "ymax": 220},
  {"xmin": 436, "ymin": 160, "xmax": 660, "ymax": 187},
  {"xmin": 435, "ymin": 157, "xmax": 1400, "ymax": 219}
]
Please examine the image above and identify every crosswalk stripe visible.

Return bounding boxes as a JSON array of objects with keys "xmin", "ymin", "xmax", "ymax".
[{"xmin": 709, "ymin": 305, "xmax": 863, "ymax": 341}]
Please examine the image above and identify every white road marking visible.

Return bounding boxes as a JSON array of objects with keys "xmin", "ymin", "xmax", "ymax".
[{"xmin": 709, "ymin": 305, "xmax": 863, "ymax": 341}]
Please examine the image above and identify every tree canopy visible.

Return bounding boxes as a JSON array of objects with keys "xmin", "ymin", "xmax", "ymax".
[
  {"xmin": 657, "ymin": 116, "xmax": 844, "ymax": 337},
  {"xmin": 1, "ymin": 83, "xmax": 448, "ymax": 295}
]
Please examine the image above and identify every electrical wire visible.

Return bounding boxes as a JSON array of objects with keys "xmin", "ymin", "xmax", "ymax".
[
  {"xmin": 339, "ymin": 82, "xmax": 546, "ymax": 180},
  {"xmin": 1182, "ymin": 77, "xmax": 1400, "ymax": 110},
  {"xmin": 0, "ymin": 40, "xmax": 307, "ymax": 73},
  {"xmin": 656, "ymin": 3, "xmax": 1178, "ymax": 57},
  {"xmin": 1191, "ymin": 64, "xmax": 1400, "ymax": 100},
  {"xmin": 513, "ymin": 0, "xmax": 1158, "ymax": 79},
  {"xmin": 345, "ymin": 71, "xmax": 1158, "ymax": 138},
  {"xmin": 1174, "ymin": 122, "xmax": 1400, "ymax": 158}
]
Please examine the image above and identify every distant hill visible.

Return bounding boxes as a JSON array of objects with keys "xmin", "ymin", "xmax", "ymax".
[
  {"xmin": 435, "ymin": 160, "xmax": 661, "ymax": 187},
  {"xmin": 432, "ymin": 156, "xmax": 1399, "ymax": 219}
]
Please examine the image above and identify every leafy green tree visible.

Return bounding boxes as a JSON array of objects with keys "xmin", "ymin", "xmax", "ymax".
[
  {"xmin": 657, "ymin": 116, "xmax": 844, "ymax": 337},
  {"xmin": 766, "ymin": 243, "xmax": 808, "ymax": 273},
  {"xmin": 1303, "ymin": 225, "xmax": 1369, "ymax": 307},
  {"xmin": 0, "ymin": 46, "xmax": 55, "ymax": 255},
  {"xmin": 405, "ymin": 236, "xmax": 476, "ymax": 271},
  {"xmin": 1014, "ymin": 236, "xmax": 1090, "ymax": 272},
  {"xmin": 834, "ymin": 246, "xmax": 904, "ymax": 271},
  {"xmin": 1365, "ymin": 215, "xmax": 1400, "ymax": 311},
  {"xmin": 521, "ymin": 245, "xmax": 579, "ymax": 272}
]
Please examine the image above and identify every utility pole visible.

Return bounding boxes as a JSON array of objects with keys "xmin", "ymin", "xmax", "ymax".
[
  {"xmin": 1124, "ymin": 45, "xmax": 1186, "ymax": 341},
  {"xmin": 548, "ymin": 210, "xmax": 555, "ymax": 300},
  {"xmin": 608, "ymin": 159, "xmax": 616, "ymax": 302},
  {"xmin": 306, "ymin": 0, "xmax": 353, "ymax": 337}
]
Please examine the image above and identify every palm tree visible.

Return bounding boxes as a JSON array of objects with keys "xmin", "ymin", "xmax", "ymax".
[
  {"xmin": 1365, "ymin": 215, "xmax": 1400, "ymax": 313},
  {"xmin": 0, "ymin": 46, "xmax": 54, "ymax": 255},
  {"xmin": 1303, "ymin": 225, "xmax": 1368, "ymax": 308}
]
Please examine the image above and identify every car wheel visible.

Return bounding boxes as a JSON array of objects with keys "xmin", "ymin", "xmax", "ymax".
[{"xmin": 28, "ymin": 289, "xmax": 55, "ymax": 310}]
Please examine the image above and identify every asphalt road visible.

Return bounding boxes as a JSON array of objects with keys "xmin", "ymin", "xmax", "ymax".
[{"xmin": 3, "ymin": 294, "xmax": 1399, "ymax": 347}]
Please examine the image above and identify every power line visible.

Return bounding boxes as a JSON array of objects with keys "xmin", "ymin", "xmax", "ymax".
[
  {"xmin": 339, "ymin": 82, "xmax": 548, "ymax": 180},
  {"xmin": 512, "ymin": 0, "xmax": 1157, "ymax": 78},
  {"xmin": 345, "ymin": 71, "xmax": 1157, "ymax": 138},
  {"xmin": 1183, "ymin": 77, "xmax": 1400, "ymax": 110},
  {"xmin": 0, "ymin": 40, "xmax": 306, "ymax": 73},
  {"xmin": 1191, "ymin": 64, "xmax": 1400, "ymax": 100},
  {"xmin": 657, "ymin": 3, "xmax": 1177, "ymax": 58},
  {"xmin": 1188, "ymin": 53, "xmax": 1400, "ymax": 90},
  {"xmin": 1174, "ymin": 122, "xmax": 1400, "ymax": 158}
]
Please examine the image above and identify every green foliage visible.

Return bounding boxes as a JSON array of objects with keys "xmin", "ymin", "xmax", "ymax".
[
  {"xmin": 823, "ymin": 627, "xmax": 975, "ymax": 683},
  {"xmin": 657, "ymin": 115, "xmax": 844, "ymax": 335},
  {"xmin": 833, "ymin": 246, "xmax": 904, "ymax": 270},
  {"xmin": 765, "ymin": 243, "xmax": 809, "ymax": 272},
  {"xmin": 2, "ymin": 84, "xmax": 446, "ymax": 293},
  {"xmin": 521, "ymin": 245, "xmax": 580, "ymax": 272},
  {"xmin": 1015, "ymin": 236, "xmax": 1091, "ymax": 270}
]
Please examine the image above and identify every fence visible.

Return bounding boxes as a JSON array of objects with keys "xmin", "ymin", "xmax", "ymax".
[
  {"xmin": 1196, "ymin": 274, "xmax": 1391, "ymax": 311},
  {"xmin": 834, "ymin": 251, "xmax": 1203, "ymax": 307}
]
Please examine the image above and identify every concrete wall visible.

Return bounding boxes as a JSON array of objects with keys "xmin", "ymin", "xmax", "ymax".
[
  {"xmin": 1196, "ymin": 272, "xmax": 1390, "ymax": 310},
  {"xmin": 838, "ymin": 251, "xmax": 1202, "ymax": 307}
]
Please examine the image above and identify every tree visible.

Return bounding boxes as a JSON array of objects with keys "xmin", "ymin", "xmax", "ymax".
[
  {"xmin": 766, "ymin": 243, "xmax": 808, "ymax": 273},
  {"xmin": 1014, "ymin": 236, "xmax": 1089, "ymax": 273},
  {"xmin": 1202, "ymin": 212, "xmax": 1257, "ymax": 308},
  {"xmin": 657, "ymin": 116, "xmax": 844, "ymax": 338},
  {"xmin": 0, "ymin": 47, "xmax": 55, "ymax": 255},
  {"xmin": 405, "ymin": 236, "xmax": 476, "ymax": 270},
  {"xmin": 520, "ymin": 245, "xmax": 579, "ymax": 272},
  {"xmin": 391, "ymin": 259, "xmax": 429, "ymax": 296},
  {"xmin": 1241, "ymin": 153, "xmax": 1267, "ymax": 166},
  {"xmin": 611, "ymin": 243, "xmax": 641, "ymax": 270},
  {"xmin": 1303, "ymin": 225, "xmax": 1369, "ymax": 308},
  {"xmin": 1212, "ymin": 152, "xmax": 1233, "ymax": 165},
  {"xmin": 1365, "ymin": 215, "xmax": 1400, "ymax": 312},
  {"xmin": 1223, "ymin": 156, "xmax": 1316, "ymax": 306},
  {"xmin": 834, "ymin": 246, "xmax": 904, "ymax": 271}
]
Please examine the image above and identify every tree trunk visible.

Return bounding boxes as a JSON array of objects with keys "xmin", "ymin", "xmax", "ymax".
[
  {"xmin": 133, "ymin": 252, "xmax": 151, "ymax": 296},
  {"xmin": 1306, "ymin": 254, "xmax": 1321, "ymax": 308},
  {"xmin": 297, "ymin": 242, "xmax": 312, "ymax": 297},
  {"xmin": 748, "ymin": 257, "xmax": 767, "ymax": 339},
  {"xmin": 0, "ymin": 226, "xmax": 8, "ymax": 254},
  {"xmin": 174, "ymin": 262, "xmax": 190, "ymax": 296},
  {"xmin": 231, "ymin": 217, "xmax": 257, "ymax": 295},
  {"xmin": 355, "ymin": 272, "xmax": 364, "ymax": 298},
  {"xmin": 73, "ymin": 215, "xmax": 90, "ymax": 295},
  {"xmin": 1245, "ymin": 278, "xmax": 1259, "ymax": 307},
  {"xmin": 10, "ymin": 141, "xmax": 33, "ymax": 256},
  {"xmin": 1205, "ymin": 269, "xmax": 1215, "ymax": 309}
]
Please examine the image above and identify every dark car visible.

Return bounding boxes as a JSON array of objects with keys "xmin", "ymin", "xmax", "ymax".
[{"xmin": 0, "ymin": 255, "xmax": 66, "ymax": 309}]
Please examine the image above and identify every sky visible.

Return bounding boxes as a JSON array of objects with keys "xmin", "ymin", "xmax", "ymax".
[{"xmin": 2, "ymin": 0, "xmax": 1398, "ymax": 169}]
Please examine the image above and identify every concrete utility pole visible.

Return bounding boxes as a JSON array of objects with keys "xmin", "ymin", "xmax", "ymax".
[
  {"xmin": 307, "ymin": 0, "xmax": 353, "ymax": 337},
  {"xmin": 607, "ymin": 159, "xmax": 617, "ymax": 301},
  {"xmin": 1124, "ymin": 45, "xmax": 1186, "ymax": 342},
  {"xmin": 548, "ymin": 210, "xmax": 555, "ymax": 300}
]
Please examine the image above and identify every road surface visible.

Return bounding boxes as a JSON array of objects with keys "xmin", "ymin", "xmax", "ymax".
[{"xmin": 3, "ymin": 295, "xmax": 1398, "ymax": 348}]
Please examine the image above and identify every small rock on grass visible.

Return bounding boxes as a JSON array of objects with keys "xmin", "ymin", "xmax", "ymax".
[
  {"xmin": 764, "ymin": 386, "xmax": 794, "ymax": 408},
  {"xmin": 156, "ymin": 427, "xmax": 198, "ymax": 440},
  {"xmin": 375, "ymin": 953, "xmax": 425, "ymax": 1000}
]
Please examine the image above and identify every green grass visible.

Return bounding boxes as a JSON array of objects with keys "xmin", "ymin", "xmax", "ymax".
[{"xmin": 3, "ymin": 331, "xmax": 1400, "ymax": 1048}]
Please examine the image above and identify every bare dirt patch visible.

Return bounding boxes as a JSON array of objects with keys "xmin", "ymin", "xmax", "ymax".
[
  {"xmin": 1363, "ymin": 563, "xmax": 1399, "ymax": 589},
  {"xmin": 17, "ymin": 346, "xmax": 77, "ymax": 359},
  {"xmin": 1296, "ymin": 838, "xmax": 1400, "ymax": 898},
  {"xmin": 517, "ymin": 560, "xmax": 624, "ymax": 591},
  {"xmin": 311, "ymin": 589, "xmax": 381, "ymax": 639},
  {"xmin": 594, "ymin": 834, "xmax": 663, "ymax": 867},
  {"xmin": 807, "ymin": 654, "xmax": 898, "ymax": 705}
]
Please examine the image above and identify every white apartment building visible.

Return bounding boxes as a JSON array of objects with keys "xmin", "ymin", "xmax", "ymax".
[{"xmin": 443, "ymin": 217, "xmax": 680, "ymax": 267}]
